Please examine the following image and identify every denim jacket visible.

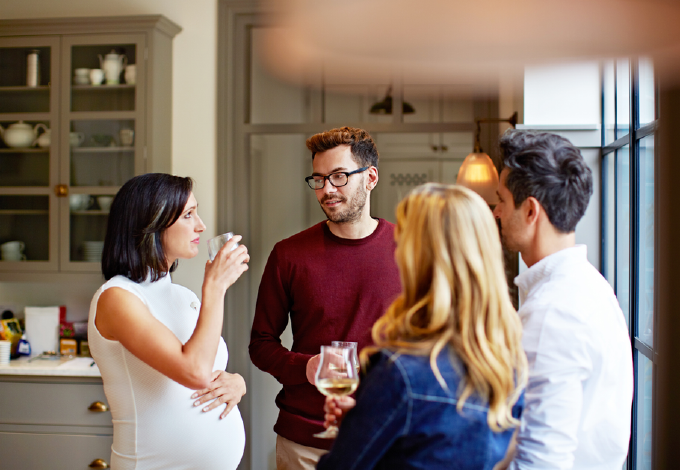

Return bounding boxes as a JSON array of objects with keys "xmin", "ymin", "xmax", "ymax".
[{"xmin": 317, "ymin": 346, "xmax": 524, "ymax": 470}]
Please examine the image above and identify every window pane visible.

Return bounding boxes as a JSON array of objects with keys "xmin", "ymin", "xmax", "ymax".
[
  {"xmin": 637, "ymin": 136, "xmax": 654, "ymax": 347},
  {"xmin": 636, "ymin": 351, "xmax": 653, "ymax": 470},
  {"xmin": 616, "ymin": 59, "xmax": 630, "ymax": 139},
  {"xmin": 639, "ymin": 57, "xmax": 656, "ymax": 127},
  {"xmin": 616, "ymin": 146, "xmax": 630, "ymax": 327},
  {"xmin": 603, "ymin": 60, "xmax": 616, "ymax": 145},
  {"xmin": 603, "ymin": 152, "xmax": 615, "ymax": 287}
]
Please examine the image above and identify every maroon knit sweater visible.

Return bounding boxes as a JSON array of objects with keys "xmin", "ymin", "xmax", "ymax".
[{"xmin": 249, "ymin": 219, "xmax": 402, "ymax": 450}]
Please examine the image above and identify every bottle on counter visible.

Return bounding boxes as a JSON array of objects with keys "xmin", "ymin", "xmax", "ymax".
[{"xmin": 17, "ymin": 334, "xmax": 31, "ymax": 356}]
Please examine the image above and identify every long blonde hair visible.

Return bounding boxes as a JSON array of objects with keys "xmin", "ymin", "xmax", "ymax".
[{"xmin": 365, "ymin": 183, "xmax": 527, "ymax": 432}]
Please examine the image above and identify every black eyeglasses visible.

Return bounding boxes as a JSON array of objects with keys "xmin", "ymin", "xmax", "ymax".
[{"xmin": 305, "ymin": 167, "xmax": 369, "ymax": 190}]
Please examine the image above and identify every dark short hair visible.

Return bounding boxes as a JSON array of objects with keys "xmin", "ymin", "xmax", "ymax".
[
  {"xmin": 306, "ymin": 126, "xmax": 379, "ymax": 169},
  {"xmin": 102, "ymin": 173, "xmax": 193, "ymax": 282},
  {"xmin": 499, "ymin": 129, "xmax": 593, "ymax": 233}
]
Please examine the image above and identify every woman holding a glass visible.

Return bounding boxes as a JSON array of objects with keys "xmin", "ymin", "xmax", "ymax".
[{"xmin": 317, "ymin": 184, "xmax": 527, "ymax": 469}]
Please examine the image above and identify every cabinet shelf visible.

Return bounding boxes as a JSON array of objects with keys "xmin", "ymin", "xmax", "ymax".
[
  {"xmin": 72, "ymin": 84, "xmax": 134, "ymax": 91},
  {"xmin": 0, "ymin": 209, "xmax": 49, "ymax": 215},
  {"xmin": 71, "ymin": 146, "xmax": 134, "ymax": 153},
  {"xmin": 0, "ymin": 86, "xmax": 50, "ymax": 92},
  {"xmin": 70, "ymin": 210, "xmax": 109, "ymax": 215},
  {"xmin": 0, "ymin": 148, "xmax": 49, "ymax": 153}
]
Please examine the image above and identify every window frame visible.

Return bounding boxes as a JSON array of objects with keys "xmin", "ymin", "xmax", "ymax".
[{"xmin": 601, "ymin": 57, "xmax": 658, "ymax": 470}]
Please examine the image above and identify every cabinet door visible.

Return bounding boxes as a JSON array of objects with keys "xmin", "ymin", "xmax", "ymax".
[
  {"xmin": 60, "ymin": 34, "xmax": 145, "ymax": 272},
  {"xmin": 0, "ymin": 432, "xmax": 113, "ymax": 470},
  {"xmin": 0, "ymin": 36, "xmax": 60, "ymax": 272},
  {"xmin": 372, "ymin": 160, "xmax": 440, "ymax": 223}
]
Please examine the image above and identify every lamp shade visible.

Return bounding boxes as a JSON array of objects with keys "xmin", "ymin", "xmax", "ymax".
[{"xmin": 456, "ymin": 152, "xmax": 499, "ymax": 205}]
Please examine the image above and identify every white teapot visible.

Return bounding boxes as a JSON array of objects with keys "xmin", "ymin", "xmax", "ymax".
[
  {"xmin": 98, "ymin": 50, "xmax": 128, "ymax": 85},
  {"xmin": 0, "ymin": 121, "xmax": 48, "ymax": 148}
]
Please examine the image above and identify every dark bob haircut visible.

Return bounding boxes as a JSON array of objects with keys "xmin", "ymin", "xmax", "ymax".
[
  {"xmin": 102, "ymin": 173, "xmax": 193, "ymax": 282},
  {"xmin": 499, "ymin": 129, "xmax": 593, "ymax": 233},
  {"xmin": 306, "ymin": 126, "xmax": 380, "ymax": 169}
]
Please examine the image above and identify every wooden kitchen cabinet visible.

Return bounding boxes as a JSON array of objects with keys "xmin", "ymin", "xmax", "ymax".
[
  {"xmin": 0, "ymin": 375, "xmax": 113, "ymax": 469},
  {"xmin": 0, "ymin": 16, "xmax": 181, "ymax": 280}
]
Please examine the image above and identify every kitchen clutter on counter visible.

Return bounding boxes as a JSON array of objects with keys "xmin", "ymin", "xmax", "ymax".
[{"xmin": 0, "ymin": 305, "xmax": 90, "ymax": 362}]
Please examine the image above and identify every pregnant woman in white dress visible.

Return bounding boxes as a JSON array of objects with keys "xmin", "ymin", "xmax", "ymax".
[{"xmin": 88, "ymin": 173, "xmax": 249, "ymax": 470}]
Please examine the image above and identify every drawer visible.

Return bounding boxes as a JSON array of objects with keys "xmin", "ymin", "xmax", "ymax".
[
  {"xmin": 0, "ymin": 431, "xmax": 113, "ymax": 470},
  {"xmin": 0, "ymin": 381, "xmax": 111, "ymax": 427}
]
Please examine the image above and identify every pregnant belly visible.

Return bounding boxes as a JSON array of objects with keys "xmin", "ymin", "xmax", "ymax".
[{"xmin": 114, "ymin": 405, "xmax": 245, "ymax": 470}]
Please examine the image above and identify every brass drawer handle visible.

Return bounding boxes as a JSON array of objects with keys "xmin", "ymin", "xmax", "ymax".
[
  {"xmin": 88, "ymin": 458, "xmax": 109, "ymax": 468},
  {"xmin": 88, "ymin": 401, "xmax": 109, "ymax": 412}
]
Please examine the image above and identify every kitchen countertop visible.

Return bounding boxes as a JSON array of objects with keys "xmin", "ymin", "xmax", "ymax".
[{"xmin": 0, "ymin": 356, "xmax": 101, "ymax": 377}]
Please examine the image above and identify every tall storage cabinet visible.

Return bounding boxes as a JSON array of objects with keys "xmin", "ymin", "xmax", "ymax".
[{"xmin": 0, "ymin": 16, "xmax": 181, "ymax": 279}]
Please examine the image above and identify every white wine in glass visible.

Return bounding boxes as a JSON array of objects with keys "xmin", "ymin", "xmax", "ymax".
[{"xmin": 313, "ymin": 345, "xmax": 359, "ymax": 439}]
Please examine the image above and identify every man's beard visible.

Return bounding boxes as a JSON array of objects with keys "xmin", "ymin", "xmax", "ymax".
[{"xmin": 319, "ymin": 182, "xmax": 368, "ymax": 224}]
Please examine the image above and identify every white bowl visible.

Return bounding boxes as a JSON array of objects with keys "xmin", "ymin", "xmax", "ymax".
[{"xmin": 97, "ymin": 196, "xmax": 114, "ymax": 211}]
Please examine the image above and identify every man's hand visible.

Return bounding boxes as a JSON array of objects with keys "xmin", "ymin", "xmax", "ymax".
[
  {"xmin": 191, "ymin": 370, "xmax": 246, "ymax": 419},
  {"xmin": 306, "ymin": 354, "xmax": 321, "ymax": 384},
  {"xmin": 323, "ymin": 396, "xmax": 356, "ymax": 428}
]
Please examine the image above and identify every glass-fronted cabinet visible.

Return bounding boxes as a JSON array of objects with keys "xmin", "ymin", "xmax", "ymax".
[{"xmin": 0, "ymin": 16, "xmax": 180, "ymax": 278}]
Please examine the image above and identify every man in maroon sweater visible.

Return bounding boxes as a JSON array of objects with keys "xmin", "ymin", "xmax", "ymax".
[{"xmin": 249, "ymin": 127, "xmax": 402, "ymax": 469}]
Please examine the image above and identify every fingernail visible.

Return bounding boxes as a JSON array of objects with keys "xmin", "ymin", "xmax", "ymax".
[
  {"xmin": 193, "ymin": 401, "xmax": 200, "ymax": 407},
  {"xmin": 191, "ymin": 393, "xmax": 198, "ymax": 399},
  {"xmin": 203, "ymin": 407, "xmax": 209, "ymax": 412}
]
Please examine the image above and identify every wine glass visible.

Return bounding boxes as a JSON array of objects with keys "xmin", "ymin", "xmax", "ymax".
[
  {"xmin": 313, "ymin": 345, "xmax": 359, "ymax": 439},
  {"xmin": 331, "ymin": 341, "xmax": 360, "ymax": 375}
]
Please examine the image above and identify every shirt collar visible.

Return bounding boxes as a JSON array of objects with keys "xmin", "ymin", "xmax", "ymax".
[{"xmin": 514, "ymin": 245, "xmax": 588, "ymax": 301}]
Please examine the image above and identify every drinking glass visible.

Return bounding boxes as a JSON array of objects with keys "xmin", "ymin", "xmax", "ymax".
[
  {"xmin": 314, "ymin": 345, "xmax": 359, "ymax": 439},
  {"xmin": 207, "ymin": 232, "xmax": 238, "ymax": 261},
  {"xmin": 331, "ymin": 341, "xmax": 360, "ymax": 375}
]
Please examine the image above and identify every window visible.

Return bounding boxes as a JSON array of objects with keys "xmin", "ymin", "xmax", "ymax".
[{"xmin": 601, "ymin": 57, "xmax": 657, "ymax": 470}]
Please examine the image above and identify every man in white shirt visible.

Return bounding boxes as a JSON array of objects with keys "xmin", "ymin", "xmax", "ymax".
[{"xmin": 493, "ymin": 130, "xmax": 633, "ymax": 470}]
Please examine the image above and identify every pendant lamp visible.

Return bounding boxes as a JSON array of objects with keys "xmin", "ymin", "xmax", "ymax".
[{"xmin": 457, "ymin": 112, "xmax": 518, "ymax": 205}]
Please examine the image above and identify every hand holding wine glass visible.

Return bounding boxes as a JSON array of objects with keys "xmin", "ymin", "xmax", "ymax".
[{"xmin": 313, "ymin": 345, "xmax": 359, "ymax": 438}]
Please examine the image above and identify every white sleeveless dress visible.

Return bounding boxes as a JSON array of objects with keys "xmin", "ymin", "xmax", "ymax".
[{"xmin": 88, "ymin": 274, "xmax": 245, "ymax": 470}]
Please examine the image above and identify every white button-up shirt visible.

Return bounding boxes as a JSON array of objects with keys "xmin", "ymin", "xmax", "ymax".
[{"xmin": 510, "ymin": 245, "xmax": 633, "ymax": 470}]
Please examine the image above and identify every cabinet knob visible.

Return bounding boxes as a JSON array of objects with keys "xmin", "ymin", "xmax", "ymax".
[
  {"xmin": 88, "ymin": 401, "xmax": 109, "ymax": 412},
  {"xmin": 55, "ymin": 184, "xmax": 68, "ymax": 197},
  {"xmin": 88, "ymin": 458, "xmax": 110, "ymax": 468}
]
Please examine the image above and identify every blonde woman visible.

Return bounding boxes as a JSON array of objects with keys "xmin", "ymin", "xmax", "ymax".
[{"xmin": 317, "ymin": 183, "xmax": 527, "ymax": 470}]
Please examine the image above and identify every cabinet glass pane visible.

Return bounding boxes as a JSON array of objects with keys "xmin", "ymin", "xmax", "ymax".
[
  {"xmin": 616, "ymin": 59, "xmax": 630, "ymax": 139},
  {"xmin": 0, "ymin": 148, "xmax": 49, "ymax": 187},
  {"xmin": 637, "ymin": 136, "xmax": 654, "ymax": 347},
  {"xmin": 616, "ymin": 146, "xmax": 630, "ymax": 327},
  {"xmin": 638, "ymin": 57, "xmax": 656, "ymax": 128},
  {"xmin": 69, "ymin": 195, "xmax": 107, "ymax": 262},
  {"xmin": 70, "ymin": 120, "xmax": 135, "ymax": 186},
  {"xmin": 402, "ymin": 85, "xmax": 473, "ymax": 123},
  {"xmin": 603, "ymin": 60, "xmax": 615, "ymax": 146},
  {"xmin": 324, "ymin": 84, "xmax": 392, "ymax": 124},
  {"xmin": 71, "ymin": 44, "xmax": 136, "ymax": 112},
  {"xmin": 635, "ymin": 351, "xmax": 653, "ymax": 470},
  {"xmin": 250, "ymin": 28, "xmax": 311, "ymax": 124},
  {"xmin": 0, "ymin": 195, "xmax": 49, "ymax": 261},
  {"xmin": 0, "ymin": 46, "xmax": 51, "ymax": 113}
]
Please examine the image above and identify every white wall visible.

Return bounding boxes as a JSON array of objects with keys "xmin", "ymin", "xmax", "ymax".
[
  {"xmin": 524, "ymin": 61, "xmax": 601, "ymax": 126},
  {"xmin": 520, "ymin": 61, "xmax": 602, "ymax": 271},
  {"xmin": 0, "ymin": 0, "xmax": 217, "ymax": 298}
]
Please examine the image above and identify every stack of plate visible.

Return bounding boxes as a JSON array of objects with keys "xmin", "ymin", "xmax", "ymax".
[
  {"xmin": 83, "ymin": 241, "xmax": 104, "ymax": 263},
  {"xmin": 0, "ymin": 340, "xmax": 11, "ymax": 365}
]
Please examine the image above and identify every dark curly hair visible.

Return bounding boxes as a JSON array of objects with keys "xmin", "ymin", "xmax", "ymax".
[
  {"xmin": 499, "ymin": 129, "xmax": 592, "ymax": 233},
  {"xmin": 306, "ymin": 126, "xmax": 379, "ymax": 169},
  {"xmin": 102, "ymin": 173, "xmax": 193, "ymax": 282}
]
